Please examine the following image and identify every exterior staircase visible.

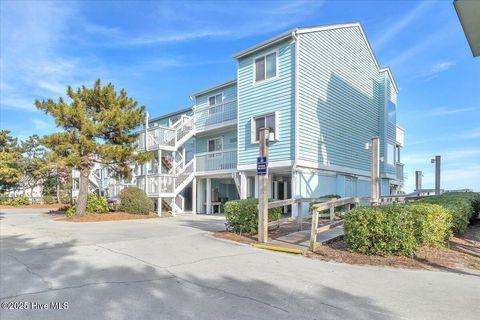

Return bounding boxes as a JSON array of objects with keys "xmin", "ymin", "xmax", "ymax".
[{"xmin": 139, "ymin": 114, "xmax": 196, "ymax": 215}]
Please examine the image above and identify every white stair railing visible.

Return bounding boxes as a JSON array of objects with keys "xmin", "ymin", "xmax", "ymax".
[{"xmin": 175, "ymin": 160, "xmax": 194, "ymax": 192}]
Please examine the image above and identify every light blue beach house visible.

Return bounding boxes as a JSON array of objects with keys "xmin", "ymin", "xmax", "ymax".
[{"xmin": 75, "ymin": 23, "xmax": 405, "ymax": 216}]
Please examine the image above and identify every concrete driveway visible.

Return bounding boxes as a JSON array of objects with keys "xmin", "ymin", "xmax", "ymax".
[{"xmin": 1, "ymin": 208, "xmax": 479, "ymax": 320}]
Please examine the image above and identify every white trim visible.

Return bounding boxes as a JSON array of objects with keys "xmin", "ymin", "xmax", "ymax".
[
  {"xmin": 191, "ymin": 79, "xmax": 237, "ymax": 97},
  {"xmin": 293, "ymin": 32, "xmax": 300, "ymax": 164},
  {"xmin": 207, "ymin": 136, "xmax": 224, "ymax": 152},
  {"xmin": 237, "ymin": 160, "xmax": 294, "ymax": 171},
  {"xmin": 207, "ymin": 92, "xmax": 224, "ymax": 107},
  {"xmin": 236, "ymin": 60, "xmax": 240, "ymax": 184},
  {"xmin": 250, "ymin": 112, "xmax": 279, "ymax": 144},
  {"xmin": 195, "ymin": 148, "xmax": 236, "ymax": 157},
  {"xmin": 252, "ymin": 48, "xmax": 279, "ymax": 85},
  {"xmin": 195, "ymin": 169, "xmax": 237, "ymax": 177}
]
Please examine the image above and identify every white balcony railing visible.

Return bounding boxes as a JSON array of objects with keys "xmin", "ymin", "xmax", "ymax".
[
  {"xmin": 147, "ymin": 126, "xmax": 176, "ymax": 149},
  {"xmin": 146, "ymin": 174, "xmax": 175, "ymax": 195},
  {"xmin": 175, "ymin": 160, "xmax": 194, "ymax": 190},
  {"xmin": 196, "ymin": 149, "xmax": 237, "ymax": 172},
  {"xmin": 195, "ymin": 100, "xmax": 237, "ymax": 131}
]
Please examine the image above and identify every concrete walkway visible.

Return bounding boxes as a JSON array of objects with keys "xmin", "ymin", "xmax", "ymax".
[{"xmin": 1, "ymin": 208, "xmax": 479, "ymax": 320}]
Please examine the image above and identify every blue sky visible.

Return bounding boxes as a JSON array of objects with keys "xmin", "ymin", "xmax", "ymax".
[{"xmin": 1, "ymin": 0, "xmax": 479, "ymax": 192}]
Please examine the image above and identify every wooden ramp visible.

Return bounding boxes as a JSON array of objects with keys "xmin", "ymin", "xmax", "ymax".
[{"xmin": 267, "ymin": 226, "xmax": 344, "ymax": 252}]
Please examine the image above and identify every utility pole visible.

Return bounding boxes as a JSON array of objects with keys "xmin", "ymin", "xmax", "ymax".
[
  {"xmin": 371, "ymin": 136, "xmax": 380, "ymax": 204},
  {"xmin": 415, "ymin": 171, "xmax": 423, "ymax": 191},
  {"xmin": 258, "ymin": 128, "xmax": 269, "ymax": 243},
  {"xmin": 431, "ymin": 155, "xmax": 441, "ymax": 195}
]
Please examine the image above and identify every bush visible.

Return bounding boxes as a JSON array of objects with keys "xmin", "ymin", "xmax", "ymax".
[
  {"xmin": 119, "ymin": 187, "xmax": 152, "ymax": 215},
  {"xmin": 344, "ymin": 205, "xmax": 418, "ymax": 256},
  {"xmin": 43, "ymin": 195, "xmax": 56, "ymax": 204},
  {"xmin": 66, "ymin": 194, "xmax": 109, "ymax": 216},
  {"xmin": 8, "ymin": 196, "xmax": 30, "ymax": 206},
  {"xmin": 417, "ymin": 192, "xmax": 480, "ymax": 234},
  {"xmin": 408, "ymin": 203, "xmax": 453, "ymax": 248},
  {"xmin": 224, "ymin": 198, "xmax": 282, "ymax": 234}
]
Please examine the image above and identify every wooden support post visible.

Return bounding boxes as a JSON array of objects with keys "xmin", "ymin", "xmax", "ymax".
[
  {"xmin": 371, "ymin": 136, "xmax": 380, "ymax": 205},
  {"xmin": 206, "ymin": 178, "xmax": 212, "ymax": 215},
  {"xmin": 258, "ymin": 128, "xmax": 269, "ymax": 244},
  {"xmin": 309, "ymin": 207, "xmax": 319, "ymax": 251},
  {"xmin": 329, "ymin": 206, "xmax": 335, "ymax": 224},
  {"xmin": 297, "ymin": 201, "xmax": 303, "ymax": 231},
  {"xmin": 434, "ymin": 155, "xmax": 441, "ymax": 195}
]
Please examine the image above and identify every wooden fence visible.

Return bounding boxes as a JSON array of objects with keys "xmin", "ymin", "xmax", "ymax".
[{"xmin": 267, "ymin": 195, "xmax": 406, "ymax": 251}]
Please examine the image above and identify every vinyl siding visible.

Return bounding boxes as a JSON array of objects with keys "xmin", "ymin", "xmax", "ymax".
[
  {"xmin": 195, "ymin": 130, "xmax": 237, "ymax": 153},
  {"xmin": 194, "ymin": 83, "xmax": 237, "ymax": 110},
  {"xmin": 237, "ymin": 39, "xmax": 296, "ymax": 165},
  {"xmin": 297, "ymin": 26, "xmax": 384, "ymax": 174}
]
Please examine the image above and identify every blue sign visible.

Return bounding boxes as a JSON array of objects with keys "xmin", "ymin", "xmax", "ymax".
[{"xmin": 257, "ymin": 156, "xmax": 268, "ymax": 175}]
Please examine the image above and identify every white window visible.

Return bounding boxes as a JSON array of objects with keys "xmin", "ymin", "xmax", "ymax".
[
  {"xmin": 254, "ymin": 51, "xmax": 277, "ymax": 83},
  {"xmin": 387, "ymin": 143, "xmax": 395, "ymax": 166},
  {"xmin": 208, "ymin": 93, "xmax": 223, "ymax": 106},
  {"xmin": 208, "ymin": 137, "xmax": 223, "ymax": 152},
  {"xmin": 251, "ymin": 112, "xmax": 278, "ymax": 143}
]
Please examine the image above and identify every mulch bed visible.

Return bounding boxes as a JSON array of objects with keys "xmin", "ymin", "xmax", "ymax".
[
  {"xmin": 63, "ymin": 211, "xmax": 162, "ymax": 222},
  {"xmin": 306, "ymin": 226, "xmax": 480, "ymax": 274},
  {"xmin": 214, "ymin": 220, "xmax": 480, "ymax": 275},
  {"xmin": 0, "ymin": 204, "xmax": 69, "ymax": 209}
]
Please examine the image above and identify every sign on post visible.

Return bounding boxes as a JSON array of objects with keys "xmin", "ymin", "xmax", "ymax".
[{"xmin": 257, "ymin": 156, "xmax": 268, "ymax": 175}]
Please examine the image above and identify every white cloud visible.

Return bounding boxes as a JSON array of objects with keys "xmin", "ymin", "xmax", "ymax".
[
  {"xmin": 32, "ymin": 118, "xmax": 51, "ymax": 130},
  {"xmin": 94, "ymin": 0, "xmax": 325, "ymax": 47},
  {"xmin": 402, "ymin": 148, "xmax": 480, "ymax": 165},
  {"xmin": 418, "ymin": 61, "xmax": 456, "ymax": 81},
  {"xmin": 0, "ymin": 1, "xmax": 107, "ymax": 112},
  {"xmin": 386, "ymin": 25, "xmax": 456, "ymax": 67},
  {"xmin": 407, "ymin": 126, "xmax": 480, "ymax": 146},
  {"xmin": 429, "ymin": 106, "xmax": 476, "ymax": 116},
  {"xmin": 373, "ymin": 1, "xmax": 434, "ymax": 50}
]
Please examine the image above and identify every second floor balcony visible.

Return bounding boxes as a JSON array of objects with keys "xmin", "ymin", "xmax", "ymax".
[
  {"xmin": 196, "ymin": 149, "xmax": 237, "ymax": 174},
  {"xmin": 195, "ymin": 99, "xmax": 237, "ymax": 133}
]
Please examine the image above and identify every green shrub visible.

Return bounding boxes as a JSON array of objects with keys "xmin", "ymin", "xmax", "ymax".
[
  {"xmin": 408, "ymin": 203, "xmax": 453, "ymax": 248},
  {"xmin": 417, "ymin": 192, "xmax": 480, "ymax": 234},
  {"xmin": 344, "ymin": 201, "xmax": 459, "ymax": 256},
  {"xmin": 8, "ymin": 196, "xmax": 30, "ymax": 206},
  {"xmin": 119, "ymin": 187, "xmax": 152, "ymax": 215},
  {"xmin": 65, "ymin": 194, "xmax": 109, "ymax": 216},
  {"xmin": 344, "ymin": 205, "xmax": 418, "ymax": 256},
  {"xmin": 224, "ymin": 198, "xmax": 282, "ymax": 234},
  {"xmin": 43, "ymin": 195, "xmax": 55, "ymax": 204}
]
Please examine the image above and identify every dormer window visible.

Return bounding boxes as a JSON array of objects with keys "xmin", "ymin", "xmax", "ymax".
[{"xmin": 254, "ymin": 51, "xmax": 277, "ymax": 83}]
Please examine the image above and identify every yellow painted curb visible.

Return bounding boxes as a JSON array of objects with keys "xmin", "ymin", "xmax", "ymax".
[{"xmin": 253, "ymin": 244, "xmax": 303, "ymax": 254}]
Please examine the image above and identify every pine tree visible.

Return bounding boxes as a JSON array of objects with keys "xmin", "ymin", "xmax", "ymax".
[
  {"xmin": 20, "ymin": 134, "xmax": 50, "ymax": 197},
  {"xmin": 0, "ymin": 130, "xmax": 23, "ymax": 192},
  {"xmin": 35, "ymin": 79, "xmax": 149, "ymax": 215}
]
